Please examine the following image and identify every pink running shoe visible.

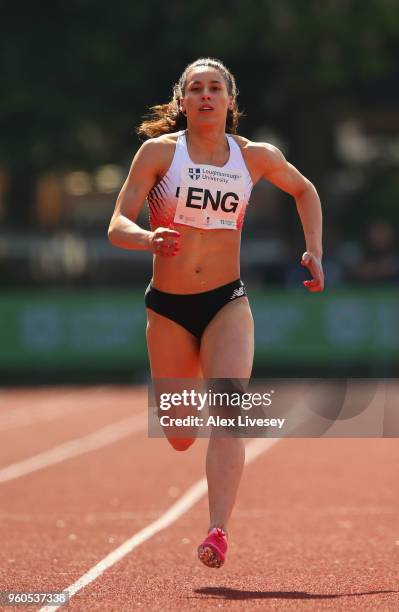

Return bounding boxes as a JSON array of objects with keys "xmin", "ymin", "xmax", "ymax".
[{"xmin": 197, "ymin": 527, "xmax": 228, "ymax": 568}]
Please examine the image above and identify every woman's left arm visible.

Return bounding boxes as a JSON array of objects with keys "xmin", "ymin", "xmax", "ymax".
[{"xmin": 253, "ymin": 143, "xmax": 324, "ymax": 293}]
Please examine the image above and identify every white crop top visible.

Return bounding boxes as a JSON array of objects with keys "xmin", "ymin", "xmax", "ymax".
[{"xmin": 147, "ymin": 130, "xmax": 253, "ymax": 231}]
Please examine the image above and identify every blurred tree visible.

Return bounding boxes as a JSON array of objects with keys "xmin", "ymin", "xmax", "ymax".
[{"xmin": 1, "ymin": 0, "xmax": 399, "ymax": 225}]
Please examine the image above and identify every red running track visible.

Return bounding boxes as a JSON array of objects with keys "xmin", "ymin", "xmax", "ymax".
[{"xmin": 0, "ymin": 386, "xmax": 398, "ymax": 611}]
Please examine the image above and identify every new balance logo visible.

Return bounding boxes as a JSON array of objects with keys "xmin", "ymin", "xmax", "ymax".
[{"xmin": 230, "ymin": 286, "xmax": 245, "ymax": 300}]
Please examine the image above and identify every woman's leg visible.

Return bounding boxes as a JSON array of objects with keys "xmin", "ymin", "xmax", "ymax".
[
  {"xmin": 146, "ymin": 309, "xmax": 202, "ymax": 451},
  {"xmin": 200, "ymin": 297, "xmax": 254, "ymax": 534}
]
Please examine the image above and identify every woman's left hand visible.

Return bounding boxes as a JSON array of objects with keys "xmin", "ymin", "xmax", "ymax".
[{"xmin": 301, "ymin": 251, "xmax": 324, "ymax": 292}]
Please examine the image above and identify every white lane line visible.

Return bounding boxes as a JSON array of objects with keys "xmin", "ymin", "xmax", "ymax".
[
  {"xmin": 0, "ymin": 387, "xmax": 140, "ymax": 432},
  {"xmin": 0, "ymin": 413, "xmax": 147, "ymax": 484},
  {"xmin": 0, "ymin": 397, "xmax": 111, "ymax": 432},
  {"xmin": 0, "ymin": 387, "xmax": 102, "ymax": 416},
  {"xmin": 39, "ymin": 437, "xmax": 280, "ymax": 612}
]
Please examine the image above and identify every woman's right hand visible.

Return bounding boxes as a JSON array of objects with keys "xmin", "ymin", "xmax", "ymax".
[{"xmin": 148, "ymin": 226, "xmax": 181, "ymax": 256}]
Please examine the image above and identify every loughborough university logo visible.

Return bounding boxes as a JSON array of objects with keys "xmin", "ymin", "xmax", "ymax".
[{"xmin": 188, "ymin": 167, "xmax": 201, "ymax": 180}]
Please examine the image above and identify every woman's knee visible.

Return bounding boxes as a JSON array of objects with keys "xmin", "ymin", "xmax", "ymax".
[{"xmin": 167, "ymin": 437, "xmax": 196, "ymax": 452}]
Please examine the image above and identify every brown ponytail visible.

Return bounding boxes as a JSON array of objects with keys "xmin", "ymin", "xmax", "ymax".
[{"xmin": 137, "ymin": 58, "xmax": 243, "ymax": 139}]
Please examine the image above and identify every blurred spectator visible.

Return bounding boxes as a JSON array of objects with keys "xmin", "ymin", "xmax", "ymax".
[{"xmin": 349, "ymin": 219, "xmax": 399, "ymax": 284}]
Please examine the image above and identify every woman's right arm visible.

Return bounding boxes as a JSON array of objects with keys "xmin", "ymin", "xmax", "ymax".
[{"xmin": 108, "ymin": 140, "xmax": 179, "ymax": 253}]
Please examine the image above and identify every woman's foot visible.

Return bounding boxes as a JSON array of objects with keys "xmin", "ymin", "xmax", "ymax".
[{"xmin": 197, "ymin": 527, "xmax": 228, "ymax": 568}]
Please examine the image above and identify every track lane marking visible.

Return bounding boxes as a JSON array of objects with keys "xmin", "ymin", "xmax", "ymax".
[
  {"xmin": 38, "ymin": 437, "xmax": 280, "ymax": 612},
  {"xmin": 0, "ymin": 413, "xmax": 147, "ymax": 484},
  {"xmin": 0, "ymin": 387, "xmax": 144, "ymax": 432}
]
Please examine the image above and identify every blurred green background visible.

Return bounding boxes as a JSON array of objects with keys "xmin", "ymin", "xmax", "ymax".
[{"xmin": 1, "ymin": 0, "xmax": 398, "ymax": 382}]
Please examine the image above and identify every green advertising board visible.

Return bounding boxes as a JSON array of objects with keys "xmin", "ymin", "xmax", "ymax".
[
  {"xmin": 250, "ymin": 287, "xmax": 399, "ymax": 362},
  {"xmin": 0, "ymin": 288, "xmax": 398, "ymax": 375}
]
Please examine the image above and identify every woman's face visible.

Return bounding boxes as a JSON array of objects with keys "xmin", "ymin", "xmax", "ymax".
[{"xmin": 180, "ymin": 67, "xmax": 233, "ymax": 129}]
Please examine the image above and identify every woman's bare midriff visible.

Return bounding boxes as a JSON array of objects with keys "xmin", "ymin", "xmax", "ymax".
[{"xmin": 151, "ymin": 224, "xmax": 241, "ymax": 293}]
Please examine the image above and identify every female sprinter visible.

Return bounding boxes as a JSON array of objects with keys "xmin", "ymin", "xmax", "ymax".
[{"xmin": 108, "ymin": 58, "xmax": 324, "ymax": 569}]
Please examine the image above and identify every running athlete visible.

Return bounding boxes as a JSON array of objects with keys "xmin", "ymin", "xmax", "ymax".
[{"xmin": 108, "ymin": 58, "xmax": 324, "ymax": 569}]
